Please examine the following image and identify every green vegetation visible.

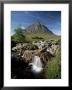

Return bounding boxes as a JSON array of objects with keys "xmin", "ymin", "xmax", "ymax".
[
  {"xmin": 31, "ymin": 44, "xmax": 38, "ymax": 50},
  {"xmin": 11, "ymin": 27, "xmax": 60, "ymax": 42},
  {"xmin": 12, "ymin": 31, "xmax": 60, "ymax": 43},
  {"xmin": 32, "ymin": 36, "xmax": 44, "ymax": 40},
  {"xmin": 43, "ymin": 47, "xmax": 61, "ymax": 79},
  {"xmin": 25, "ymin": 33, "xmax": 60, "ymax": 42},
  {"xmin": 11, "ymin": 28, "xmax": 26, "ymax": 43}
]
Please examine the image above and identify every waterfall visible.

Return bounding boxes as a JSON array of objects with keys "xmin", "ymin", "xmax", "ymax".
[{"xmin": 29, "ymin": 56, "xmax": 43, "ymax": 73}]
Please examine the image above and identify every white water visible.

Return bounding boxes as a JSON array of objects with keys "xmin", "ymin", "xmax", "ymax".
[{"xmin": 29, "ymin": 56, "xmax": 43, "ymax": 73}]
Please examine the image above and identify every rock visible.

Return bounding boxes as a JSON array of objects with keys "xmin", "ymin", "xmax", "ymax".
[
  {"xmin": 21, "ymin": 50, "xmax": 33, "ymax": 62},
  {"xmin": 51, "ymin": 44, "xmax": 59, "ymax": 52},
  {"xmin": 39, "ymin": 52, "xmax": 52, "ymax": 67}
]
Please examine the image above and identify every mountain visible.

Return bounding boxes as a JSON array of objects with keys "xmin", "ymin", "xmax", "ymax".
[
  {"xmin": 23, "ymin": 21, "xmax": 53, "ymax": 34},
  {"xmin": 12, "ymin": 21, "xmax": 60, "ymax": 42}
]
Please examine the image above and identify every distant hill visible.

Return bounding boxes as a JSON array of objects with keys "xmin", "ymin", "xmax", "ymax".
[
  {"xmin": 12, "ymin": 21, "xmax": 61, "ymax": 42},
  {"xmin": 23, "ymin": 21, "xmax": 53, "ymax": 34}
]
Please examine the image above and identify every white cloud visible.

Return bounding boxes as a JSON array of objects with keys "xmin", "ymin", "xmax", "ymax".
[{"xmin": 21, "ymin": 26, "xmax": 25, "ymax": 29}]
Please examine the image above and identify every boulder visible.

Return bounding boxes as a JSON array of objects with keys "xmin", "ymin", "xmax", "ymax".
[{"xmin": 21, "ymin": 50, "xmax": 33, "ymax": 63}]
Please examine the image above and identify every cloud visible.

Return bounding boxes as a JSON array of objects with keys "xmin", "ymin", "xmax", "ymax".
[{"xmin": 21, "ymin": 26, "xmax": 25, "ymax": 29}]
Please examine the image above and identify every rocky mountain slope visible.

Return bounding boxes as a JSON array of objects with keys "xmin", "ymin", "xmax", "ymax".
[
  {"xmin": 19, "ymin": 21, "xmax": 60, "ymax": 41},
  {"xmin": 23, "ymin": 21, "xmax": 53, "ymax": 34}
]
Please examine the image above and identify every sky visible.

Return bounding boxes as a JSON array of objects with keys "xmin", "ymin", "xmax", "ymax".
[{"xmin": 11, "ymin": 11, "xmax": 61, "ymax": 35}]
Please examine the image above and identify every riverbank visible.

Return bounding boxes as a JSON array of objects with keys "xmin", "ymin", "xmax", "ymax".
[
  {"xmin": 43, "ymin": 47, "xmax": 61, "ymax": 79},
  {"xmin": 11, "ymin": 40, "xmax": 61, "ymax": 79}
]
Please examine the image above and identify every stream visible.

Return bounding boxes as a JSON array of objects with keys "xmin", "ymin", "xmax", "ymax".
[{"xmin": 11, "ymin": 55, "xmax": 44, "ymax": 79}]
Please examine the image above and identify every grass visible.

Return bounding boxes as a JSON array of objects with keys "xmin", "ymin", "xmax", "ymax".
[
  {"xmin": 25, "ymin": 32, "xmax": 60, "ymax": 42},
  {"xmin": 43, "ymin": 47, "xmax": 61, "ymax": 79}
]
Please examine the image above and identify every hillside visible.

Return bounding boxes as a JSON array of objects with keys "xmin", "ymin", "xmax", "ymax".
[
  {"xmin": 21, "ymin": 21, "xmax": 60, "ymax": 41},
  {"xmin": 23, "ymin": 21, "xmax": 53, "ymax": 34},
  {"xmin": 25, "ymin": 33, "xmax": 60, "ymax": 42},
  {"xmin": 11, "ymin": 21, "xmax": 61, "ymax": 42}
]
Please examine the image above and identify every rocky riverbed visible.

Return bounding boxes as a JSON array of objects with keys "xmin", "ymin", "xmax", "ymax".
[{"xmin": 11, "ymin": 40, "xmax": 60, "ymax": 79}]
